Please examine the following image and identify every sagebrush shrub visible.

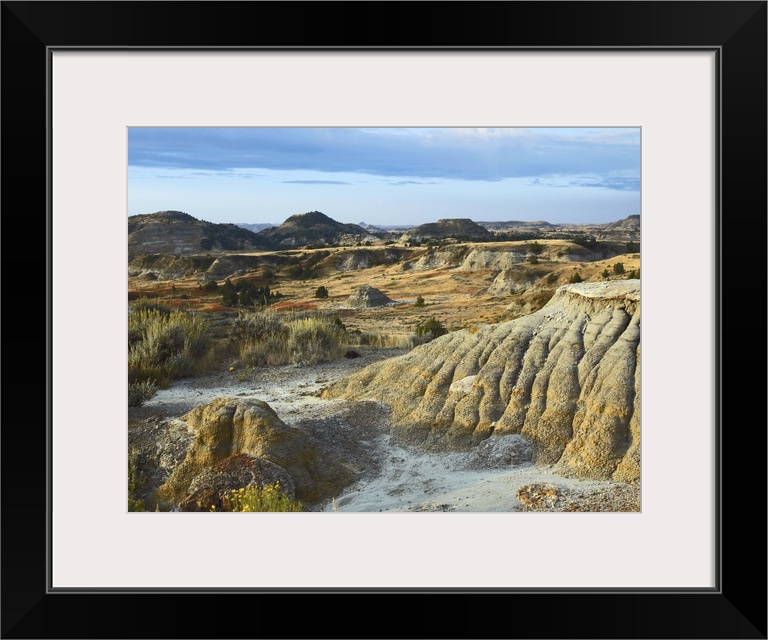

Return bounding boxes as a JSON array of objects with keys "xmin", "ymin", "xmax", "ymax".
[
  {"xmin": 231, "ymin": 310, "xmax": 286, "ymax": 344},
  {"xmin": 233, "ymin": 311, "xmax": 346, "ymax": 366},
  {"xmin": 128, "ymin": 308, "xmax": 212, "ymax": 387},
  {"xmin": 287, "ymin": 318, "xmax": 346, "ymax": 365},
  {"xmin": 128, "ymin": 379, "xmax": 158, "ymax": 407}
]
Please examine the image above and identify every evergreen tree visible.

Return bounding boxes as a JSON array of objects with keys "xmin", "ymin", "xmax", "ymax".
[{"xmin": 221, "ymin": 278, "xmax": 238, "ymax": 307}]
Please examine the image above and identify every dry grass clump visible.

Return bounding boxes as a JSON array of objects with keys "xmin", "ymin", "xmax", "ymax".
[
  {"xmin": 128, "ymin": 307, "xmax": 214, "ymax": 387},
  {"xmin": 346, "ymin": 330, "xmax": 423, "ymax": 350},
  {"xmin": 233, "ymin": 310, "xmax": 347, "ymax": 366}
]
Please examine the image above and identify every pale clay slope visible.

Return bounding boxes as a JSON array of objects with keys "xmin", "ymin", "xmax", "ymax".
[{"xmin": 135, "ymin": 351, "xmax": 638, "ymax": 512}]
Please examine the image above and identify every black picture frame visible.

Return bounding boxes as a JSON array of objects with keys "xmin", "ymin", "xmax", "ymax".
[{"xmin": 3, "ymin": 2, "xmax": 765, "ymax": 638}]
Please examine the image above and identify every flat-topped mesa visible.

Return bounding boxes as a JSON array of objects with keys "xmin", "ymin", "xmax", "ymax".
[{"xmin": 322, "ymin": 281, "xmax": 640, "ymax": 482}]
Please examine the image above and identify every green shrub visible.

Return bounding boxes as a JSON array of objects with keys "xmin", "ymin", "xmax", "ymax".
[
  {"xmin": 286, "ymin": 264, "xmax": 309, "ymax": 280},
  {"xmin": 201, "ymin": 280, "xmax": 218, "ymax": 292},
  {"xmin": 546, "ymin": 273, "xmax": 558, "ymax": 285},
  {"xmin": 602, "ymin": 268, "xmax": 610, "ymax": 279},
  {"xmin": 613, "ymin": 262, "xmax": 625, "ymax": 275},
  {"xmin": 128, "ymin": 309, "xmax": 212, "ymax": 387},
  {"xmin": 415, "ymin": 317, "xmax": 448, "ymax": 341},
  {"xmin": 232, "ymin": 280, "xmax": 278, "ymax": 307},
  {"xmin": 569, "ymin": 272, "xmax": 584, "ymax": 284},
  {"xmin": 221, "ymin": 278, "xmax": 238, "ymax": 307},
  {"xmin": 414, "ymin": 296, "xmax": 425, "ymax": 307},
  {"xmin": 315, "ymin": 285, "xmax": 329, "ymax": 298},
  {"xmin": 527, "ymin": 241, "xmax": 544, "ymax": 255},
  {"xmin": 238, "ymin": 288, "xmax": 254, "ymax": 307},
  {"xmin": 527, "ymin": 256, "xmax": 539, "ymax": 265}
]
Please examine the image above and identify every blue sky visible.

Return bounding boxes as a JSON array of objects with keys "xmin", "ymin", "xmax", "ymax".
[{"xmin": 128, "ymin": 127, "xmax": 640, "ymax": 226}]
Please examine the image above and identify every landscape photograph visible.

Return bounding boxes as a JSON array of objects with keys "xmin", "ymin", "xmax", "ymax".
[{"xmin": 127, "ymin": 127, "xmax": 641, "ymax": 513}]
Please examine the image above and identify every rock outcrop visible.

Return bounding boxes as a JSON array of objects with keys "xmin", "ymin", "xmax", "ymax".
[
  {"xmin": 323, "ymin": 281, "xmax": 640, "ymax": 482},
  {"xmin": 155, "ymin": 398, "xmax": 357, "ymax": 508},
  {"xmin": 345, "ymin": 284, "xmax": 393, "ymax": 308}
]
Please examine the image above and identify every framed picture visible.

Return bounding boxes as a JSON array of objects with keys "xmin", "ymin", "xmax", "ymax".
[{"xmin": 4, "ymin": 2, "xmax": 765, "ymax": 638}]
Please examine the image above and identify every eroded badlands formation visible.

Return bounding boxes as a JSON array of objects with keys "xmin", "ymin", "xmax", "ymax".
[{"xmin": 323, "ymin": 281, "xmax": 640, "ymax": 483}]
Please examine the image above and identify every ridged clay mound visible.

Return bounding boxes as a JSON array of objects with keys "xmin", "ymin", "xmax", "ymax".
[
  {"xmin": 323, "ymin": 281, "xmax": 640, "ymax": 482},
  {"xmin": 155, "ymin": 398, "xmax": 356, "ymax": 508},
  {"xmin": 345, "ymin": 284, "xmax": 393, "ymax": 308}
]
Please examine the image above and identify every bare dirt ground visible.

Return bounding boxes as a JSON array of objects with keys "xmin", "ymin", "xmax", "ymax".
[{"xmin": 130, "ymin": 346, "xmax": 639, "ymax": 513}]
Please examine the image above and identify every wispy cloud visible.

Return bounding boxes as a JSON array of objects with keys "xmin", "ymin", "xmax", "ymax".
[
  {"xmin": 571, "ymin": 177, "xmax": 640, "ymax": 191},
  {"xmin": 529, "ymin": 174, "xmax": 640, "ymax": 192},
  {"xmin": 128, "ymin": 127, "xmax": 640, "ymax": 184},
  {"xmin": 282, "ymin": 180, "xmax": 352, "ymax": 185}
]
